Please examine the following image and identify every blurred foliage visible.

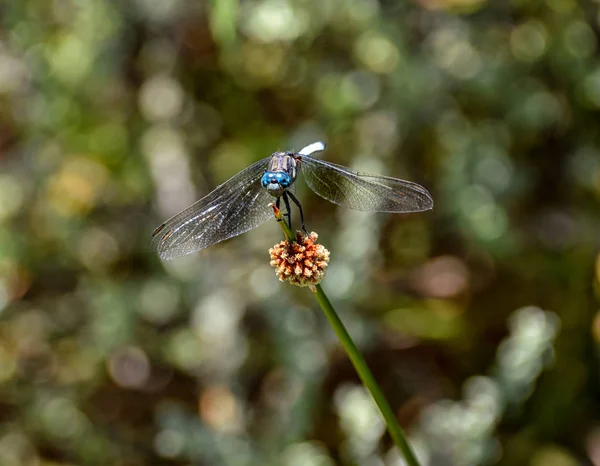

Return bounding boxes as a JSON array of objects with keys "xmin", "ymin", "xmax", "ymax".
[{"xmin": 0, "ymin": 0, "xmax": 599, "ymax": 465}]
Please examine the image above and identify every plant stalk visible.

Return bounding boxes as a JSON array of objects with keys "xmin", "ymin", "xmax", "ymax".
[
  {"xmin": 313, "ymin": 284, "xmax": 421, "ymax": 465},
  {"xmin": 271, "ymin": 210, "xmax": 420, "ymax": 465},
  {"xmin": 271, "ymin": 203, "xmax": 293, "ymax": 241}
]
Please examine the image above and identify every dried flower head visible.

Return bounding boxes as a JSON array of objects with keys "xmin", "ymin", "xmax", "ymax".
[{"xmin": 269, "ymin": 231, "xmax": 330, "ymax": 287}]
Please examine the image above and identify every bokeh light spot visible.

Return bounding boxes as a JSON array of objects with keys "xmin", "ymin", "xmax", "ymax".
[
  {"xmin": 41, "ymin": 397, "xmax": 88, "ymax": 439},
  {"xmin": 431, "ymin": 29, "xmax": 482, "ymax": 79},
  {"xmin": 341, "ymin": 70, "xmax": 381, "ymax": 110},
  {"xmin": 0, "ymin": 175, "xmax": 25, "ymax": 222},
  {"xmin": 547, "ymin": 0, "xmax": 575, "ymax": 14},
  {"xmin": 167, "ymin": 329, "xmax": 204, "ymax": 371},
  {"xmin": 281, "ymin": 442, "xmax": 335, "ymax": 466},
  {"xmin": 412, "ymin": 256, "xmax": 470, "ymax": 299},
  {"xmin": 568, "ymin": 146, "xmax": 600, "ymax": 189},
  {"xmin": 131, "ymin": 0, "xmax": 183, "ymax": 23},
  {"xmin": 154, "ymin": 429, "xmax": 185, "ymax": 458},
  {"xmin": 510, "ymin": 21, "xmax": 548, "ymax": 62},
  {"xmin": 107, "ymin": 346, "xmax": 151, "ymax": 389},
  {"xmin": 77, "ymin": 227, "xmax": 120, "ymax": 270},
  {"xmin": 0, "ymin": 344, "xmax": 16, "ymax": 382},
  {"xmin": 199, "ymin": 385, "xmax": 238, "ymax": 432},
  {"xmin": 47, "ymin": 156, "xmax": 109, "ymax": 216},
  {"xmin": 582, "ymin": 69, "xmax": 600, "ymax": 107},
  {"xmin": 592, "ymin": 311, "xmax": 600, "ymax": 345},
  {"xmin": 474, "ymin": 150, "xmax": 513, "ymax": 194},
  {"xmin": 139, "ymin": 75, "xmax": 185, "ymax": 121},
  {"xmin": 142, "ymin": 125, "xmax": 195, "ymax": 216},
  {"xmin": 139, "ymin": 279, "xmax": 180, "ymax": 325},
  {"xmin": 585, "ymin": 427, "xmax": 600, "ymax": 466},
  {"xmin": 531, "ymin": 445, "xmax": 578, "ymax": 466},
  {"xmin": 325, "ymin": 264, "xmax": 355, "ymax": 298},
  {"xmin": 242, "ymin": 43, "xmax": 287, "ymax": 84},
  {"xmin": 89, "ymin": 123, "xmax": 129, "ymax": 159},
  {"xmin": 354, "ymin": 32, "xmax": 400, "ymax": 74},
  {"xmin": 0, "ymin": 49, "xmax": 28, "ymax": 93},
  {"xmin": 47, "ymin": 33, "xmax": 94, "ymax": 84},
  {"xmin": 563, "ymin": 21, "xmax": 596, "ymax": 58},
  {"xmin": 242, "ymin": 0, "xmax": 308, "ymax": 43},
  {"xmin": 471, "ymin": 203, "xmax": 508, "ymax": 240},
  {"xmin": 0, "ymin": 433, "xmax": 36, "ymax": 465}
]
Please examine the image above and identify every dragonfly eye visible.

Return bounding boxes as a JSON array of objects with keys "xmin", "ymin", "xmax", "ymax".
[
  {"xmin": 260, "ymin": 173, "xmax": 270, "ymax": 188},
  {"xmin": 275, "ymin": 173, "xmax": 291, "ymax": 188}
]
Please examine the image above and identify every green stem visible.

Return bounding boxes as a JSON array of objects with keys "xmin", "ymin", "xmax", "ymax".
[
  {"xmin": 270, "ymin": 209, "xmax": 418, "ymax": 463},
  {"xmin": 273, "ymin": 205, "xmax": 294, "ymax": 241},
  {"xmin": 313, "ymin": 284, "xmax": 421, "ymax": 466}
]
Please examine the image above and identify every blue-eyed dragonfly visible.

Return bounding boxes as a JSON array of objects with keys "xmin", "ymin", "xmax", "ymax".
[{"xmin": 151, "ymin": 141, "xmax": 433, "ymax": 259}]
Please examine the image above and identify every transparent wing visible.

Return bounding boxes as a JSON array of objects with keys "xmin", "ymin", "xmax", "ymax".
[
  {"xmin": 300, "ymin": 155, "xmax": 433, "ymax": 212},
  {"xmin": 151, "ymin": 157, "xmax": 273, "ymax": 259}
]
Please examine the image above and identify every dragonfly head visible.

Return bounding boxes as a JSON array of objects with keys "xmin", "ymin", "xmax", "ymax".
[{"xmin": 261, "ymin": 171, "xmax": 292, "ymax": 197}]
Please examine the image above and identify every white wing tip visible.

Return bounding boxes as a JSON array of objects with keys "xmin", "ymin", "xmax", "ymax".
[{"xmin": 298, "ymin": 141, "xmax": 326, "ymax": 156}]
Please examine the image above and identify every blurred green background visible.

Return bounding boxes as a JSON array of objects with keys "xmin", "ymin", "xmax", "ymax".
[{"xmin": 1, "ymin": 0, "xmax": 599, "ymax": 465}]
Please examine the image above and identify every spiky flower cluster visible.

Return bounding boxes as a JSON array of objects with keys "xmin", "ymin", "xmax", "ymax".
[{"xmin": 269, "ymin": 232, "xmax": 330, "ymax": 287}]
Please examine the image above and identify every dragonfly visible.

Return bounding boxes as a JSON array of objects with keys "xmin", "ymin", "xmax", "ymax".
[{"xmin": 151, "ymin": 141, "xmax": 433, "ymax": 259}]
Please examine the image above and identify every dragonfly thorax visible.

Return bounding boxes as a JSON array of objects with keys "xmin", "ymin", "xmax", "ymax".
[{"xmin": 261, "ymin": 152, "xmax": 298, "ymax": 197}]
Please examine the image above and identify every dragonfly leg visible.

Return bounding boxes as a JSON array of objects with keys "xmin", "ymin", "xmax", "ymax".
[
  {"xmin": 282, "ymin": 192, "xmax": 292, "ymax": 229},
  {"xmin": 287, "ymin": 191, "xmax": 307, "ymax": 234}
]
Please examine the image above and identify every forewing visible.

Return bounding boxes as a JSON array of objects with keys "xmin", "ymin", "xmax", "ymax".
[
  {"xmin": 151, "ymin": 157, "xmax": 273, "ymax": 259},
  {"xmin": 300, "ymin": 155, "xmax": 433, "ymax": 213}
]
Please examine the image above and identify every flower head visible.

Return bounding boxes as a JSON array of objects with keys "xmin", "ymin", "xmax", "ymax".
[{"xmin": 269, "ymin": 231, "xmax": 330, "ymax": 287}]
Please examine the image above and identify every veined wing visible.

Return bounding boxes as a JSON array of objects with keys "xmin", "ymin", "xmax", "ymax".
[
  {"xmin": 299, "ymin": 155, "xmax": 433, "ymax": 213},
  {"xmin": 151, "ymin": 157, "xmax": 272, "ymax": 259}
]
